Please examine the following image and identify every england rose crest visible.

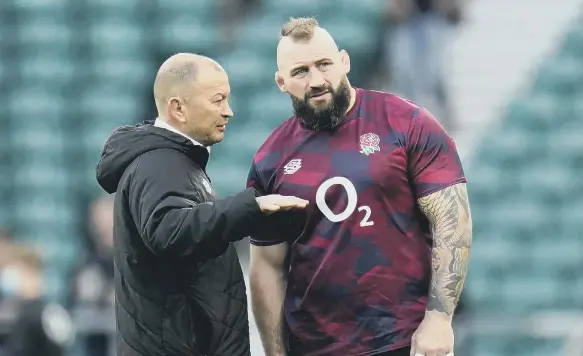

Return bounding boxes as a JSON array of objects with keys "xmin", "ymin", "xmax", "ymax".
[{"xmin": 359, "ymin": 133, "xmax": 381, "ymax": 156}]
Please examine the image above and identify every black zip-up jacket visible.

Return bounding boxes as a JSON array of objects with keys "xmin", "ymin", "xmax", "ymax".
[{"xmin": 96, "ymin": 121, "xmax": 261, "ymax": 356}]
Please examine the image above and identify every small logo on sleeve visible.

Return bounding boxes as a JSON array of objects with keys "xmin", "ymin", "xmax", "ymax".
[
  {"xmin": 283, "ymin": 159, "xmax": 302, "ymax": 175},
  {"xmin": 201, "ymin": 179, "xmax": 213, "ymax": 194},
  {"xmin": 359, "ymin": 133, "xmax": 381, "ymax": 156}
]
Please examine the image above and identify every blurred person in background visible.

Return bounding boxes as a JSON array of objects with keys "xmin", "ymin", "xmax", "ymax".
[
  {"xmin": 95, "ymin": 53, "xmax": 308, "ymax": 356},
  {"xmin": 248, "ymin": 17, "xmax": 471, "ymax": 356},
  {"xmin": 0, "ymin": 229, "xmax": 14, "ymax": 300},
  {"xmin": 68, "ymin": 195, "xmax": 115, "ymax": 356},
  {"xmin": 1, "ymin": 245, "xmax": 73, "ymax": 356},
  {"xmin": 0, "ymin": 229, "xmax": 12, "ymax": 245},
  {"xmin": 219, "ymin": 0, "xmax": 261, "ymax": 49},
  {"xmin": 385, "ymin": 0, "xmax": 463, "ymax": 130}
]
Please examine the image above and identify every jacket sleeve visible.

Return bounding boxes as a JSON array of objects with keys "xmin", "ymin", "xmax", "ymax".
[{"xmin": 128, "ymin": 149, "xmax": 263, "ymax": 258}]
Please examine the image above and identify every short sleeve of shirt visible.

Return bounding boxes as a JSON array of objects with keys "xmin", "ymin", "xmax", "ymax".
[
  {"xmin": 407, "ymin": 108, "xmax": 467, "ymax": 199},
  {"xmin": 246, "ymin": 163, "xmax": 289, "ymax": 246}
]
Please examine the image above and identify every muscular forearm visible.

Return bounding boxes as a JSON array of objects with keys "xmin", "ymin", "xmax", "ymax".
[
  {"xmin": 250, "ymin": 267, "xmax": 287, "ymax": 356},
  {"xmin": 427, "ymin": 221, "xmax": 471, "ymax": 316},
  {"xmin": 418, "ymin": 183, "xmax": 473, "ymax": 316}
]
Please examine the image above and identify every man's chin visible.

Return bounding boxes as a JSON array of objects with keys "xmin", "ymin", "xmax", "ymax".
[
  {"xmin": 309, "ymin": 98, "xmax": 332, "ymax": 108},
  {"xmin": 209, "ymin": 132, "xmax": 224, "ymax": 145}
]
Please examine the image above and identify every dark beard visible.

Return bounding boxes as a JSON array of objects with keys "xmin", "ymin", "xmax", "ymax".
[{"xmin": 290, "ymin": 78, "xmax": 351, "ymax": 131}]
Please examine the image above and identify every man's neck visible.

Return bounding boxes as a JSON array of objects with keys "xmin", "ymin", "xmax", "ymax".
[{"xmin": 345, "ymin": 87, "xmax": 357, "ymax": 115}]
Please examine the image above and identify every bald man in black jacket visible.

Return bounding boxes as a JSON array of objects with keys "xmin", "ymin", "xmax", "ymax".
[{"xmin": 96, "ymin": 53, "xmax": 308, "ymax": 356}]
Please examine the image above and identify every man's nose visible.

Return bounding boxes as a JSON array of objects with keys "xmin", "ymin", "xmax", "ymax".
[
  {"xmin": 222, "ymin": 102, "xmax": 233, "ymax": 118},
  {"xmin": 308, "ymin": 71, "xmax": 326, "ymax": 88}
]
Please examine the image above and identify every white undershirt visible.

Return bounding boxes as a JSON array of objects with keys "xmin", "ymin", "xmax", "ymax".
[{"xmin": 154, "ymin": 118, "xmax": 210, "ymax": 152}]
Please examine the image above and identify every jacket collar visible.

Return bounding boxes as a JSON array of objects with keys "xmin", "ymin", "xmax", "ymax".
[{"xmin": 154, "ymin": 118, "xmax": 211, "ymax": 153}]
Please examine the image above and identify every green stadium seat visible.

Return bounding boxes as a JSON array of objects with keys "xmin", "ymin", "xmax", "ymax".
[
  {"xmin": 488, "ymin": 201, "xmax": 547, "ymax": 231},
  {"xmin": 9, "ymin": 90, "xmax": 66, "ymax": 128},
  {"xmin": 325, "ymin": 0, "xmax": 385, "ymax": 18},
  {"xmin": 14, "ymin": 198, "xmax": 76, "ymax": 243},
  {"xmin": 479, "ymin": 128, "xmax": 537, "ymax": 167},
  {"xmin": 227, "ymin": 124, "xmax": 272, "ymax": 155},
  {"xmin": 324, "ymin": 21, "xmax": 377, "ymax": 58},
  {"xmin": 83, "ymin": 128, "xmax": 117, "ymax": 156},
  {"xmin": 156, "ymin": 16, "xmax": 220, "ymax": 55},
  {"xmin": 557, "ymin": 203, "xmax": 583, "ymax": 238},
  {"xmin": 263, "ymin": 0, "xmax": 327, "ymax": 18},
  {"xmin": 0, "ymin": 60, "xmax": 19, "ymax": 83},
  {"xmin": 530, "ymin": 240, "xmax": 582, "ymax": 270},
  {"xmin": 547, "ymin": 125, "xmax": 583, "ymax": 165},
  {"xmin": 575, "ymin": 98, "xmax": 583, "ymax": 117},
  {"xmin": 466, "ymin": 164, "xmax": 515, "ymax": 205},
  {"xmin": 14, "ymin": 0, "xmax": 68, "ymax": 9},
  {"xmin": 19, "ymin": 56, "xmax": 75, "ymax": 86},
  {"xmin": 502, "ymin": 275, "xmax": 559, "ymax": 312},
  {"xmin": 10, "ymin": 129, "xmax": 66, "ymax": 156},
  {"xmin": 503, "ymin": 95, "xmax": 563, "ymax": 131},
  {"xmin": 207, "ymin": 165, "xmax": 251, "ymax": 196},
  {"xmin": 219, "ymin": 50, "xmax": 274, "ymax": 88},
  {"xmin": 504, "ymin": 338, "xmax": 564, "ymax": 356},
  {"xmin": 74, "ymin": 165, "xmax": 106, "ymax": 194},
  {"xmin": 88, "ymin": 19, "xmax": 146, "ymax": 57},
  {"xmin": 559, "ymin": 22, "xmax": 583, "ymax": 58},
  {"xmin": 238, "ymin": 14, "xmax": 285, "ymax": 54},
  {"xmin": 247, "ymin": 89, "xmax": 293, "ymax": 124},
  {"xmin": 532, "ymin": 57, "xmax": 583, "ymax": 96},
  {"xmin": 157, "ymin": 0, "xmax": 219, "ymax": 19},
  {"xmin": 79, "ymin": 86, "xmax": 142, "ymax": 120},
  {"xmin": 464, "ymin": 272, "xmax": 500, "ymax": 311},
  {"xmin": 90, "ymin": 58, "xmax": 150, "ymax": 85},
  {"xmin": 84, "ymin": 0, "xmax": 141, "ymax": 14},
  {"xmin": 228, "ymin": 95, "xmax": 250, "ymax": 121},
  {"xmin": 470, "ymin": 234, "xmax": 522, "ymax": 268},
  {"xmin": 16, "ymin": 17, "xmax": 72, "ymax": 54},
  {"xmin": 517, "ymin": 164, "xmax": 576, "ymax": 203},
  {"xmin": 212, "ymin": 125, "xmax": 266, "ymax": 162},
  {"xmin": 470, "ymin": 337, "xmax": 506, "ymax": 356},
  {"xmin": 13, "ymin": 161, "xmax": 69, "ymax": 190}
]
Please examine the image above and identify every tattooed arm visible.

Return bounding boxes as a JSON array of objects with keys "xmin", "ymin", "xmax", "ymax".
[{"xmin": 417, "ymin": 182, "xmax": 473, "ymax": 317}]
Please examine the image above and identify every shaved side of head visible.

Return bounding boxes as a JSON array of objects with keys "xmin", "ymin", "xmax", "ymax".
[{"xmin": 153, "ymin": 53, "xmax": 223, "ymax": 115}]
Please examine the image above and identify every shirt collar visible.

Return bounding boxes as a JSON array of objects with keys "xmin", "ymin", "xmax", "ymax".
[{"xmin": 154, "ymin": 118, "xmax": 210, "ymax": 152}]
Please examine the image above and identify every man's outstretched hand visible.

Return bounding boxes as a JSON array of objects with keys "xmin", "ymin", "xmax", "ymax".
[{"xmin": 256, "ymin": 195, "xmax": 309, "ymax": 214}]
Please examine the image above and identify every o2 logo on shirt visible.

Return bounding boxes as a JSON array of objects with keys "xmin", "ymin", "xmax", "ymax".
[{"xmin": 315, "ymin": 177, "xmax": 374, "ymax": 227}]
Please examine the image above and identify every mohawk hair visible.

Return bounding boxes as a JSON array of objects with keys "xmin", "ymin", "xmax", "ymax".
[{"xmin": 280, "ymin": 17, "xmax": 320, "ymax": 40}]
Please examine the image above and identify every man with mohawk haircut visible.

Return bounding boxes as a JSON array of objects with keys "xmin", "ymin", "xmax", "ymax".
[{"xmin": 248, "ymin": 18, "xmax": 472, "ymax": 356}]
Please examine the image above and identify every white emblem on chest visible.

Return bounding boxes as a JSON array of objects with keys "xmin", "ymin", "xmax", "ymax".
[
  {"xmin": 283, "ymin": 159, "xmax": 302, "ymax": 175},
  {"xmin": 359, "ymin": 133, "xmax": 381, "ymax": 156}
]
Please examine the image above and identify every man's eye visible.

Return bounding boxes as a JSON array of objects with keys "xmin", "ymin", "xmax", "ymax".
[{"xmin": 293, "ymin": 68, "xmax": 307, "ymax": 76}]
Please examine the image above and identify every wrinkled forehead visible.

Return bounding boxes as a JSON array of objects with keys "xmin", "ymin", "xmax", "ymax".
[{"xmin": 277, "ymin": 30, "xmax": 340, "ymax": 73}]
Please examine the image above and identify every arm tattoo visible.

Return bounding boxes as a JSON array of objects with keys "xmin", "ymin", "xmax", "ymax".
[{"xmin": 418, "ymin": 183, "xmax": 472, "ymax": 316}]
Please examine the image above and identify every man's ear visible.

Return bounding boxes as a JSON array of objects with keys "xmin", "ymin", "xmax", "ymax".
[
  {"xmin": 340, "ymin": 49, "xmax": 351, "ymax": 74},
  {"xmin": 168, "ymin": 97, "xmax": 187, "ymax": 123},
  {"xmin": 275, "ymin": 72, "xmax": 286, "ymax": 93}
]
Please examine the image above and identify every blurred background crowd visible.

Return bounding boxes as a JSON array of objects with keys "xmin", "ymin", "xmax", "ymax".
[{"xmin": 0, "ymin": 0, "xmax": 582, "ymax": 355}]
